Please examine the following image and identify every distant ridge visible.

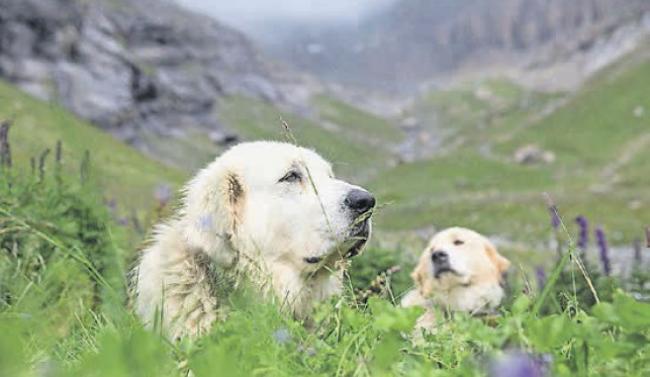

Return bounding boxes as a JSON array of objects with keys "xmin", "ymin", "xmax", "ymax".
[{"xmin": 267, "ymin": 0, "xmax": 650, "ymax": 92}]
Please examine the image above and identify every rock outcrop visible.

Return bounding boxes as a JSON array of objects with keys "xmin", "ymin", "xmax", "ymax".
[{"xmin": 0, "ymin": 0, "xmax": 303, "ymax": 146}]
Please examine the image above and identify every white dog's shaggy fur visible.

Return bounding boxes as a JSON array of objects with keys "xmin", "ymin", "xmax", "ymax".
[
  {"xmin": 132, "ymin": 141, "xmax": 374, "ymax": 339},
  {"xmin": 401, "ymin": 227, "xmax": 510, "ymax": 330}
]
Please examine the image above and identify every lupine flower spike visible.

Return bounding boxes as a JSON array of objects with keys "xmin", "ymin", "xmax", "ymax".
[
  {"xmin": 595, "ymin": 227, "xmax": 611, "ymax": 276},
  {"xmin": 548, "ymin": 205, "xmax": 561, "ymax": 230},
  {"xmin": 0, "ymin": 120, "xmax": 12, "ymax": 169},
  {"xmin": 154, "ymin": 184, "xmax": 172, "ymax": 207},
  {"xmin": 535, "ymin": 266, "xmax": 546, "ymax": 292},
  {"xmin": 153, "ymin": 183, "xmax": 173, "ymax": 221},
  {"xmin": 633, "ymin": 238, "xmax": 642, "ymax": 263},
  {"xmin": 575, "ymin": 216, "xmax": 589, "ymax": 250},
  {"xmin": 543, "ymin": 193, "xmax": 562, "ymax": 257}
]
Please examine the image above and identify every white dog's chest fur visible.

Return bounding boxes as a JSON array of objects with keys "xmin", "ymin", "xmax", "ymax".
[
  {"xmin": 266, "ymin": 261, "xmax": 343, "ymax": 317},
  {"xmin": 133, "ymin": 221, "xmax": 345, "ymax": 339}
]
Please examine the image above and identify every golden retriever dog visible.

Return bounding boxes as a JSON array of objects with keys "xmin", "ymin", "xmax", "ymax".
[
  {"xmin": 132, "ymin": 141, "xmax": 375, "ymax": 339},
  {"xmin": 401, "ymin": 227, "xmax": 510, "ymax": 330}
]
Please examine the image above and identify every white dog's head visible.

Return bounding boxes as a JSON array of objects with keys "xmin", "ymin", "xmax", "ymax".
[
  {"xmin": 181, "ymin": 141, "xmax": 375, "ymax": 275},
  {"xmin": 411, "ymin": 227, "xmax": 510, "ymax": 313}
]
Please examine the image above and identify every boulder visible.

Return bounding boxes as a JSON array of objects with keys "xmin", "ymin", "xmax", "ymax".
[
  {"xmin": 0, "ymin": 0, "xmax": 300, "ymax": 154},
  {"xmin": 514, "ymin": 144, "xmax": 555, "ymax": 165}
]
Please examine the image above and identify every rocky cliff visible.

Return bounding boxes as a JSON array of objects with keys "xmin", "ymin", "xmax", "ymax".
[
  {"xmin": 268, "ymin": 0, "xmax": 650, "ymax": 92},
  {"xmin": 0, "ymin": 0, "xmax": 306, "ymax": 148}
]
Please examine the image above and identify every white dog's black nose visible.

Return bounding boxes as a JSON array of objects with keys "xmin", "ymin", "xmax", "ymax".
[
  {"xmin": 344, "ymin": 189, "xmax": 376, "ymax": 214},
  {"xmin": 431, "ymin": 250, "xmax": 449, "ymax": 264}
]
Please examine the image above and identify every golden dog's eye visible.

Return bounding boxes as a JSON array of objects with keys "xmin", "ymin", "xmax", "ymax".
[
  {"xmin": 279, "ymin": 170, "xmax": 302, "ymax": 183},
  {"xmin": 453, "ymin": 239, "xmax": 464, "ymax": 246}
]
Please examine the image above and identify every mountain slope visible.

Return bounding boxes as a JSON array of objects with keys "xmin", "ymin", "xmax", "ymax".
[
  {"xmin": 0, "ymin": 79, "xmax": 185, "ymax": 211},
  {"xmin": 369, "ymin": 48, "xmax": 650, "ymax": 245},
  {"xmin": 219, "ymin": 95, "xmax": 401, "ymax": 179},
  {"xmin": 0, "ymin": 0, "xmax": 310, "ymax": 164}
]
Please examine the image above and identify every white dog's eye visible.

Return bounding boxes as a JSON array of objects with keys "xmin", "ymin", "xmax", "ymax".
[
  {"xmin": 454, "ymin": 239, "xmax": 464, "ymax": 246},
  {"xmin": 279, "ymin": 170, "xmax": 302, "ymax": 183}
]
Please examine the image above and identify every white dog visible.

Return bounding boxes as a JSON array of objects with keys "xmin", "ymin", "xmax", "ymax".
[
  {"xmin": 132, "ymin": 141, "xmax": 375, "ymax": 339},
  {"xmin": 401, "ymin": 227, "xmax": 510, "ymax": 330}
]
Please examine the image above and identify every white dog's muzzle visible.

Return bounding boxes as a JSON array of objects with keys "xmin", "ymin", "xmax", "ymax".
[{"xmin": 303, "ymin": 188, "xmax": 375, "ymax": 265}]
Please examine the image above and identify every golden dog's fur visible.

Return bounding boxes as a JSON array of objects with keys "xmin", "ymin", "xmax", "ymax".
[{"xmin": 402, "ymin": 227, "xmax": 510, "ymax": 330}]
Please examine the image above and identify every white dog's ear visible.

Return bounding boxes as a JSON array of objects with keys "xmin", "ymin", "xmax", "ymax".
[
  {"xmin": 484, "ymin": 240, "xmax": 510, "ymax": 277},
  {"xmin": 182, "ymin": 162, "xmax": 245, "ymax": 257}
]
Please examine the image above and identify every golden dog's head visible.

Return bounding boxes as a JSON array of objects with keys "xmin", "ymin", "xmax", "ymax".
[{"xmin": 411, "ymin": 227, "xmax": 510, "ymax": 313}]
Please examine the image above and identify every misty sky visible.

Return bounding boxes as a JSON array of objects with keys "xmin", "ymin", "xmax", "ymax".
[{"xmin": 175, "ymin": 0, "xmax": 394, "ymax": 26}]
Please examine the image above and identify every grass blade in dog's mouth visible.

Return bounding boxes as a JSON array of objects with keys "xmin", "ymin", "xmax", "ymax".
[
  {"xmin": 304, "ymin": 218, "xmax": 371, "ymax": 264},
  {"xmin": 344, "ymin": 218, "xmax": 371, "ymax": 258}
]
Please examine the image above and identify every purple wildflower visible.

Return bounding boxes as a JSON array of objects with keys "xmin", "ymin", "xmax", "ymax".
[
  {"xmin": 272, "ymin": 328, "xmax": 291, "ymax": 345},
  {"xmin": 542, "ymin": 193, "xmax": 561, "ymax": 230},
  {"xmin": 154, "ymin": 184, "xmax": 172, "ymax": 206},
  {"xmin": 304, "ymin": 347, "xmax": 316, "ymax": 356},
  {"xmin": 547, "ymin": 204, "xmax": 561, "ymax": 229},
  {"xmin": 633, "ymin": 238, "xmax": 642, "ymax": 263},
  {"xmin": 535, "ymin": 266, "xmax": 546, "ymax": 291},
  {"xmin": 595, "ymin": 227, "xmax": 611, "ymax": 276},
  {"xmin": 575, "ymin": 216, "xmax": 589, "ymax": 249},
  {"xmin": 105, "ymin": 198, "xmax": 117, "ymax": 213},
  {"xmin": 297, "ymin": 344, "xmax": 317, "ymax": 356},
  {"xmin": 490, "ymin": 351, "xmax": 548, "ymax": 377}
]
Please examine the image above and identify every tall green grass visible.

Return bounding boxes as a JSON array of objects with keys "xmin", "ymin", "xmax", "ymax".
[
  {"xmin": 0, "ymin": 80, "xmax": 185, "ymax": 212},
  {"xmin": 1, "ymin": 143, "xmax": 649, "ymax": 377}
]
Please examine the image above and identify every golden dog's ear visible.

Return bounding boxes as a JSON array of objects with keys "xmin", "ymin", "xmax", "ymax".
[
  {"xmin": 183, "ymin": 163, "xmax": 245, "ymax": 256},
  {"xmin": 411, "ymin": 264, "xmax": 424, "ymax": 289},
  {"xmin": 411, "ymin": 253, "xmax": 432, "ymax": 297},
  {"xmin": 484, "ymin": 240, "xmax": 510, "ymax": 276}
]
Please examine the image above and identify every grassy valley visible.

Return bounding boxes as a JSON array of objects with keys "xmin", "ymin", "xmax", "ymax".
[
  {"xmin": 2, "ymin": 44, "xmax": 648, "ymax": 259},
  {"xmin": 1, "ymin": 41, "xmax": 649, "ymax": 377},
  {"xmin": 370, "ymin": 52, "xmax": 650, "ymax": 251}
]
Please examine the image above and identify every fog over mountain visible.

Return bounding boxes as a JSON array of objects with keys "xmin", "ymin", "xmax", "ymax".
[
  {"xmin": 190, "ymin": 0, "xmax": 650, "ymax": 93},
  {"xmin": 174, "ymin": 0, "xmax": 396, "ymax": 43},
  {"xmin": 175, "ymin": 0, "xmax": 393, "ymax": 23}
]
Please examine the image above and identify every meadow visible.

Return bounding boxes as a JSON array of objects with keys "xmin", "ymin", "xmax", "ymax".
[
  {"xmin": 1, "ymin": 147, "xmax": 649, "ymax": 377},
  {"xmin": 1, "ymin": 45, "xmax": 650, "ymax": 376}
]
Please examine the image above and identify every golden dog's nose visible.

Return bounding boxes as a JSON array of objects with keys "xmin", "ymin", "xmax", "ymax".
[{"xmin": 431, "ymin": 251, "xmax": 449, "ymax": 264}]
